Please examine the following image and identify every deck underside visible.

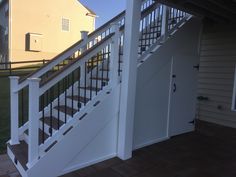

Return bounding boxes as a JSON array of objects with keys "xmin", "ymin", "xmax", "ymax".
[{"xmin": 60, "ymin": 120, "xmax": 236, "ymax": 177}]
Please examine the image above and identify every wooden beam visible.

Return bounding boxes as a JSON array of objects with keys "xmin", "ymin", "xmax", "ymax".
[
  {"xmin": 185, "ymin": 0, "xmax": 236, "ymax": 22},
  {"xmin": 207, "ymin": 0, "xmax": 236, "ymax": 14},
  {"xmin": 183, "ymin": 2, "xmax": 231, "ymax": 23},
  {"xmin": 158, "ymin": 0, "xmax": 232, "ymax": 23},
  {"xmin": 158, "ymin": 0, "xmax": 204, "ymax": 17}
]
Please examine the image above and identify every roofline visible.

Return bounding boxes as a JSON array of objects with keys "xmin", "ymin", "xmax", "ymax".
[
  {"xmin": 77, "ymin": 0, "xmax": 96, "ymax": 16},
  {"xmin": 83, "ymin": 5, "xmax": 96, "ymax": 16},
  {"xmin": 86, "ymin": 13, "xmax": 98, "ymax": 18}
]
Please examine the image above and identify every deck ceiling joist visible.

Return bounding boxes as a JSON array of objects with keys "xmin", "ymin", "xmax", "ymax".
[{"xmin": 157, "ymin": 0, "xmax": 236, "ymax": 23}]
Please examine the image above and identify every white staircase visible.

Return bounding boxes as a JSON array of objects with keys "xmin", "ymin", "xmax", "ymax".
[{"xmin": 7, "ymin": 1, "xmax": 192, "ymax": 176}]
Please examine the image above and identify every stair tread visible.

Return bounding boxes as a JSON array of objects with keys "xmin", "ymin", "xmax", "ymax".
[
  {"xmin": 67, "ymin": 96, "xmax": 90, "ymax": 104},
  {"xmin": 90, "ymin": 77, "xmax": 109, "ymax": 81},
  {"xmin": 25, "ymin": 129, "xmax": 49, "ymax": 145},
  {"xmin": 100, "ymin": 68, "xmax": 122, "ymax": 72},
  {"xmin": 79, "ymin": 86, "xmax": 101, "ymax": 92},
  {"xmin": 54, "ymin": 105, "xmax": 77, "ymax": 116},
  {"xmin": 41, "ymin": 116, "xmax": 64, "ymax": 130},
  {"xmin": 7, "ymin": 141, "xmax": 28, "ymax": 170}
]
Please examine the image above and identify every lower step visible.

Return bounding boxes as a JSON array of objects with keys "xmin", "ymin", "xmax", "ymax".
[{"xmin": 8, "ymin": 141, "xmax": 28, "ymax": 171}]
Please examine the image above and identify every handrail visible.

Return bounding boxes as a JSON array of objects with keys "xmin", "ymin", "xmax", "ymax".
[
  {"xmin": 17, "ymin": 0, "xmax": 157, "ymax": 91},
  {"xmin": 0, "ymin": 59, "xmax": 49, "ymax": 65},
  {"xmin": 39, "ymin": 33, "xmax": 114, "ymax": 95},
  {"xmin": 18, "ymin": 38, "xmax": 84, "ymax": 83},
  {"xmin": 88, "ymin": 1, "xmax": 159, "ymax": 44},
  {"xmin": 87, "ymin": 0, "xmax": 155, "ymax": 40},
  {"xmin": 0, "ymin": 59, "xmax": 50, "ymax": 77},
  {"xmin": 88, "ymin": 11, "xmax": 125, "ymax": 40}
]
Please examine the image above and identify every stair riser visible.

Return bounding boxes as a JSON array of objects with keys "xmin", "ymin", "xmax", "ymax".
[
  {"xmin": 97, "ymin": 70, "xmax": 109, "ymax": 78},
  {"xmin": 52, "ymin": 109, "xmax": 73, "ymax": 123},
  {"xmin": 39, "ymin": 121, "xmax": 57, "ymax": 135},
  {"xmin": 66, "ymin": 99, "xmax": 83, "ymax": 110},
  {"xmin": 40, "ymin": 122, "xmax": 51, "ymax": 135},
  {"xmin": 90, "ymin": 79, "xmax": 109, "ymax": 88},
  {"xmin": 77, "ymin": 89, "xmax": 98, "ymax": 98}
]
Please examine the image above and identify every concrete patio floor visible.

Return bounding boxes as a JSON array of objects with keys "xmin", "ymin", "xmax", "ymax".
[
  {"xmin": 0, "ymin": 154, "xmax": 20, "ymax": 177},
  {"xmin": 61, "ymin": 121, "xmax": 236, "ymax": 177},
  {"xmin": 1, "ymin": 120, "xmax": 236, "ymax": 177}
]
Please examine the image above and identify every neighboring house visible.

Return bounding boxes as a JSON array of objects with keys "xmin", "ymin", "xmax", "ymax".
[
  {"xmin": 0, "ymin": 0, "xmax": 96, "ymax": 65},
  {"xmin": 0, "ymin": 0, "xmax": 8, "ymax": 64},
  {"xmin": 5, "ymin": 0, "xmax": 236, "ymax": 177}
]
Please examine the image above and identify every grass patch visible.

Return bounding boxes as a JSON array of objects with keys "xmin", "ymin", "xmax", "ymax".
[
  {"xmin": 0, "ymin": 71, "xmax": 32, "ymax": 154},
  {"xmin": 0, "ymin": 77, "xmax": 10, "ymax": 154},
  {"xmin": 0, "ymin": 62, "xmax": 72, "ymax": 154}
]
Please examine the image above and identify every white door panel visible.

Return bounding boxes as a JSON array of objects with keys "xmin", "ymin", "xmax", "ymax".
[{"xmin": 169, "ymin": 56, "xmax": 199, "ymax": 137}]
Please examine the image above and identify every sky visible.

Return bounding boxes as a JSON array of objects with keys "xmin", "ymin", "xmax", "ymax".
[{"xmin": 79, "ymin": 0, "xmax": 126, "ymax": 28}]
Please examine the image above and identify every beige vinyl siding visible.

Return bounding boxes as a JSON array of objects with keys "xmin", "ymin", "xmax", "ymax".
[
  {"xmin": 9, "ymin": 0, "xmax": 95, "ymax": 63},
  {"xmin": 197, "ymin": 23, "xmax": 236, "ymax": 128}
]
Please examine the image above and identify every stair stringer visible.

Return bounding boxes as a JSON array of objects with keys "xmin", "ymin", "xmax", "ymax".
[{"xmin": 26, "ymin": 85, "xmax": 121, "ymax": 177}]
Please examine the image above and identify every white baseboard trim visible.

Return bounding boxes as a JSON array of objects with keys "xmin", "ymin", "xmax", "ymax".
[
  {"xmin": 170, "ymin": 127, "xmax": 195, "ymax": 137},
  {"xmin": 60, "ymin": 153, "xmax": 117, "ymax": 176},
  {"xmin": 133, "ymin": 136, "xmax": 169, "ymax": 150}
]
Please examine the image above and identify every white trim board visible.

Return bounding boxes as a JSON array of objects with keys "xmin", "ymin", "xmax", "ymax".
[
  {"xmin": 61, "ymin": 153, "xmax": 117, "ymax": 176},
  {"xmin": 231, "ymin": 66, "xmax": 236, "ymax": 111},
  {"xmin": 133, "ymin": 136, "xmax": 169, "ymax": 150}
]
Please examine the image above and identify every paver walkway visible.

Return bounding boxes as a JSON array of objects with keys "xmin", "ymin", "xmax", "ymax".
[{"xmin": 0, "ymin": 154, "xmax": 20, "ymax": 177}]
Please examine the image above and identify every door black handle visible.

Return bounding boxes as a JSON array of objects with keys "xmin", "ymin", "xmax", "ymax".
[
  {"xmin": 173, "ymin": 83, "xmax": 177, "ymax": 93},
  {"xmin": 197, "ymin": 96, "xmax": 209, "ymax": 101}
]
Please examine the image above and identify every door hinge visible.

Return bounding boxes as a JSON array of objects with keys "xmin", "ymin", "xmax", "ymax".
[
  {"xmin": 173, "ymin": 83, "xmax": 177, "ymax": 93},
  {"xmin": 189, "ymin": 120, "xmax": 195, "ymax": 124},
  {"xmin": 197, "ymin": 96, "xmax": 209, "ymax": 101},
  {"xmin": 193, "ymin": 64, "xmax": 200, "ymax": 70}
]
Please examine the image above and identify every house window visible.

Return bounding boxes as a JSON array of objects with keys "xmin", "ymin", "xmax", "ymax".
[
  {"xmin": 62, "ymin": 18, "xmax": 70, "ymax": 32},
  {"xmin": 232, "ymin": 66, "xmax": 236, "ymax": 111}
]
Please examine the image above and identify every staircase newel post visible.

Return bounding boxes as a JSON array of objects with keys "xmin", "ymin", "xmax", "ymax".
[
  {"xmin": 80, "ymin": 31, "xmax": 89, "ymax": 87},
  {"xmin": 80, "ymin": 31, "xmax": 89, "ymax": 53},
  {"xmin": 9, "ymin": 76, "xmax": 20, "ymax": 145},
  {"xmin": 118, "ymin": 0, "xmax": 142, "ymax": 160},
  {"xmin": 161, "ymin": 5, "xmax": 169, "ymax": 41},
  {"xmin": 110, "ymin": 23, "xmax": 120, "ymax": 87},
  {"xmin": 27, "ymin": 78, "xmax": 41, "ymax": 168}
]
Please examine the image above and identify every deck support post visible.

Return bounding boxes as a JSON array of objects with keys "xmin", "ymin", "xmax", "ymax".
[
  {"xmin": 81, "ymin": 31, "xmax": 89, "ymax": 53},
  {"xmin": 80, "ymin": 31, "xmax": 89, "ymax": 88},
  {"xmin": 118, "ymin": 0, "xmax": 142, "ymax": 160},
  {"xmin": 27, "ymin": 78, "xmax": 41, "ymax": 168},
  {"xmin": 9, "ymin": 76, "xmax": 20, "ymax": 145},
  {"xmin": 110, "ymin": 23, "xmax": 120, "ymax": 87},
  {"xmin": 161, "ymin": 5, "xmax": 170, "ymax": 41}
]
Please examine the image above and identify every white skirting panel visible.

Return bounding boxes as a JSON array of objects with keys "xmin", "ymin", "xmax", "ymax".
[
  {"xmin": 27, "ymin": 85, "xmax": 121, "ymax": 177},
  {"xmin": 133, "ymin": 17, "xmax": 202, "ymax": 149}
]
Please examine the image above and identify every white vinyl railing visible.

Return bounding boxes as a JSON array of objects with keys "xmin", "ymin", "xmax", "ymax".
[{"xmin": 9, "ymin": 0, "xmax": 190, "ymax": 168}]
